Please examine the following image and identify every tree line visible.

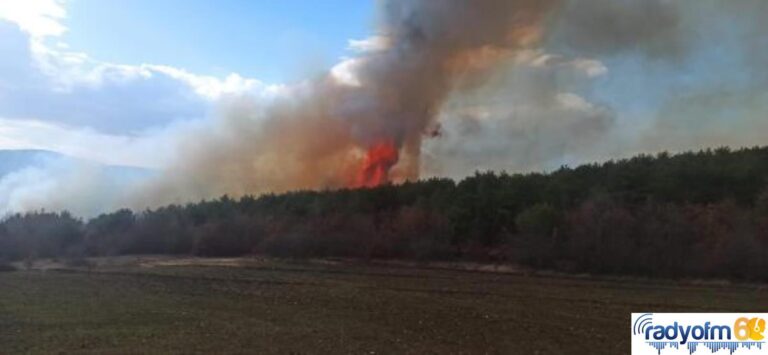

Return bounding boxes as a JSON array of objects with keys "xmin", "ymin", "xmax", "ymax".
[{"xmin": 2, "ymin": 146, "xmax": 768, "ymax": 280}]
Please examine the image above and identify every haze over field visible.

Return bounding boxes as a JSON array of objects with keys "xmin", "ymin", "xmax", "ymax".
[{"xmin": 1, "ymin": 0, "xmax": 768, "ymax": 216}]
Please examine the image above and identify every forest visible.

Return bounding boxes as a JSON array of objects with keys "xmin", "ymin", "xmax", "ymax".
[{"xmin": 2, "ymin": 146, "xmax": 768, "ymax": 280}]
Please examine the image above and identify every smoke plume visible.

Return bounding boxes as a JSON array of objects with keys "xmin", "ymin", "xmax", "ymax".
[{"xmin": 135, "ymin": 0, "xmax": 560, "ymax": 206}]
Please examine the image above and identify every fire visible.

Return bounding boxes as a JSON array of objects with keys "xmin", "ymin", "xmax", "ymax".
[{"xmin": 356, "ymin": 140, "xmax": 399, "ymax": 188}]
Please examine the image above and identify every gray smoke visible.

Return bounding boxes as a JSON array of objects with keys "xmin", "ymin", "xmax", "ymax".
[{"xmin": 132, "ymin": 0, "xmax": 561, "ymax": 207}]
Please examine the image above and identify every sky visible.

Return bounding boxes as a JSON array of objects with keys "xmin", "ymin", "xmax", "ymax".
[
  {"xmin": 63, "ymin": 0, "xmax": 374, "ymax": 83},
  {"xmin": 0, "ymin": 0, "xmax": 375, "ymax": 165},
  {"xmin": 1, "ymin": 0, "xmax": 767, "ymax": 216}
]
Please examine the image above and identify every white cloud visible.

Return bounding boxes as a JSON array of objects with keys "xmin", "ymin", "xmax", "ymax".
[
  {"xmin": 0, "ymin": 24, "xmax": 209, "ymax": 132},
  {"xmin": 0, "ymin": 0, "xmax": 282, "ymax": 99},
  {"xmin": 347, "ymin": 36, "xmax": 390, "ymax": 53},
  {"xmin": 520, "ymin": 50, "xmax": 608, "ymax": 78},
  {"xmin": 331, "ymin": 36, "xmax": 394, "ymax": 87},
  {"xmin": 0, "ymin": 4, "xmax": 291, "ymax": 135},
  {"xmin": 147, "ymin": 65, "xmax": 287, "ymax": 100},
  {"xmin": 330, "ymin": 57, "xmax": 363, "ymax": 87},
  {"xmin": 0, "ymin": 0, "xmax": 66, "ymax": 37},
  {"xmin": 28, "ymin": 40, "xmax": 149, "ymax": 90},
  {"xmin": 25, "ymin": 31, "xmax": 280, "ymax": 100}
]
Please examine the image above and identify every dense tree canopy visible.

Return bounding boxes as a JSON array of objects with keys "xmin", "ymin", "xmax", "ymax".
[{"xmin": 2, "ymin": 146, "xmax": 768, "ymax": 280}]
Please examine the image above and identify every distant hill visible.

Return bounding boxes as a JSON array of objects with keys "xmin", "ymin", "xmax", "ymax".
[{"xmin": 0, "ymin": 149, "xmax": 152, "ymax": 179}]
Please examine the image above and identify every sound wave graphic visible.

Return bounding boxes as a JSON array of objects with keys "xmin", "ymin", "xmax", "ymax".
[{"xmin": 646, "ymin": 341, "xmax": 764, "ymax": 354}]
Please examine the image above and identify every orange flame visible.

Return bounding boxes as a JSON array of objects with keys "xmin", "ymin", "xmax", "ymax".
[{"xmin": 356, "ymin": 140, "xmax": 399, "ymax": 188}]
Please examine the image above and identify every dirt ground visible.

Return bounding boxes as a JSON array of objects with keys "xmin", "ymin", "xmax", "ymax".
[{"xmin": 1, "ymin": 257, "xmax": 766, "ymax": 354}]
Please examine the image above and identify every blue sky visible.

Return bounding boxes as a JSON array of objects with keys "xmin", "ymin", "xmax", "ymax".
[{"xmin": 63, "ymin": 0, "xmax": 375, "ymax": 83}]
